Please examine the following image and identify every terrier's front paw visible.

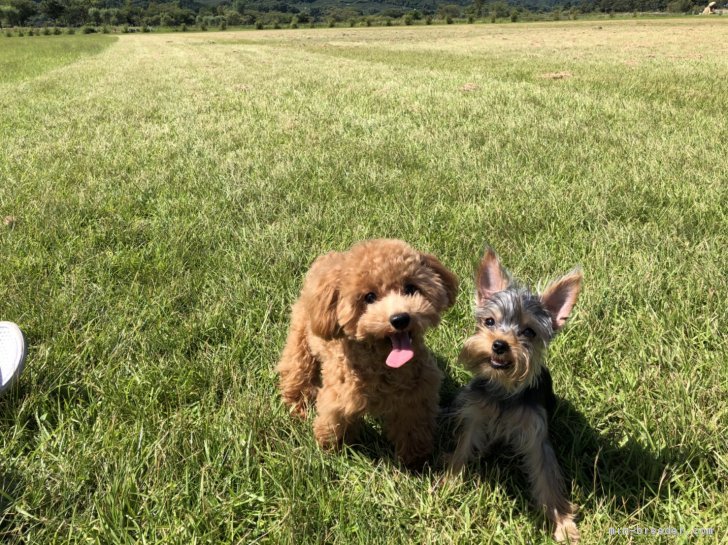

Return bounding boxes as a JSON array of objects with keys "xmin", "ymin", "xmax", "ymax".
[{"xmin": 554, "ymin": 519, "xmax": 580, "ymax": 543}]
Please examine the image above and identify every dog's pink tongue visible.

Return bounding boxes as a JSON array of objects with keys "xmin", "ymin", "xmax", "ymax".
[{"xmin": 386, "ymin": 333, "xmax": 414, "ymax": 368}]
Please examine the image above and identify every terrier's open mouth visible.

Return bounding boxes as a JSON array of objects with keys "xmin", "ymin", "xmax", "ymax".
[
  {"xmin": 386, "ymin": 332, "xmax": 413, "ymax": 368},
  {"xmin": 489, "ymin": 357, "xmax": 512, "ymax": 369}
]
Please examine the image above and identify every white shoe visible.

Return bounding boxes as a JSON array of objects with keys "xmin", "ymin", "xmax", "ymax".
[{"xmin": 0, "ymin": 321, "xmax": 26, "ymax": 394}]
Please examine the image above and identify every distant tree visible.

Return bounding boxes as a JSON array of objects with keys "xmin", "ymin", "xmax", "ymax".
[
  {"xmin": 40, "ymin": 0, "xmax": 64, "ymax": 21},
  {"xmin": 473, "ymin": 0, "xmax": 484, "ymax": 16},
  {"xmin": 0, "ymin": 5, "xmax": 21, "ymax": 26},
  {"xmin": 437, "ymin": 3, "xmax": 461, "ymax": 18},
  {"xmin": 110, "ymin": 9, "xmax": 125, "ymax": 25},
  {"xmin": 60, "ymin": 0, "xmax": 88, "ymax": 26},
  {"xmin": 225, "ymin": 10, "xmax": 242, "ymax": 24},
  {"xmin": 326, "ymin": 6, "xmax": 361, "ymax": 21},
  {"xmin": 667, "ymin": 0, "xmax": 692, "ymax": 10},
  {"xmin": 88, "ymin": 7, "xmax": 101, "ymax": 24},
  {"xmin": 10, "ymin": 0, "xmax": 37, "ymax": 25},
  {"xmin": 381, "ymin": 7, "xmax": 405, "ymax": 17},
  {"xmin": 487, "ymin": 1, "xmax": 510, "ymax": 17}
]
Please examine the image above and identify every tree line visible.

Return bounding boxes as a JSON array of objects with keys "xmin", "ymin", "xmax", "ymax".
[{"xmin": 0, "ymin": 0, "xmax": 711, "ymax": 30}]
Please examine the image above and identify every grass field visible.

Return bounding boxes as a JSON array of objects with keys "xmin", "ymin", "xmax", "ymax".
[{"xmin": 0, "ymin": 20, "xmax": 726, "ymax": 544}]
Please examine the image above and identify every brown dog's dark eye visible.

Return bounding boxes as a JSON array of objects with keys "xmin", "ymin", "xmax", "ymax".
[
  {"xmin": 484, "ymin": 317, "xmax": 495, "ymax": 327},
  {"xmin": 404, "ymin": 283, "xmax": 418, "ymax": 296},
  {"xmin": 521, "ymin": 327, "xmax": 536, "ymax": 338},
  {"xmin": 364, "ymin": 292, "xmax": 377, "ymax": 304}
]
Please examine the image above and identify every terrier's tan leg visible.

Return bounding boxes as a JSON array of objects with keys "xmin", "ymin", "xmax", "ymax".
[{"xmin": 512, "ymin": 409, "xmax": 579, "ymax": 543}]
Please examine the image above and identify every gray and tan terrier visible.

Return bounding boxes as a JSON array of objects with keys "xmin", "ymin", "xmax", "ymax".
[{"xmin": 448, "ymin": 247, "xmax": 582, "ymax": 543}]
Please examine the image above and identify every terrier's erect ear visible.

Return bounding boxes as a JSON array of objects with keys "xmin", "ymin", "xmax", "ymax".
[
  {"xmin": 540, "ymin": 269, "xmax": 583, "ymax": 332},
  {"xmin": 303, "ymin": 253, "xmax": 342, "ymax": 340},
  {"xmin": 476, "ymin": 247, "xmax": 510, "ymax": 304},
  {"xmin": 421, "ymin": 253, "xmax": 459, "ymax": 310}
]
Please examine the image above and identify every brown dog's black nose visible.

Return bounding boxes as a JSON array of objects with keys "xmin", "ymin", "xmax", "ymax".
[
  {"xmin": 390, "ymin": 313, "xmax": 410, "ymax": 330},
  {"xmin": 492, "ymin": 340, "xmax": 509, "ymax": 355}
]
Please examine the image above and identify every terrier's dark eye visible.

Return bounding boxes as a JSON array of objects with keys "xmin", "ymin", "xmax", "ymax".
[
  {"xmin": 364, "ymin": 292, "xmax": 377, "ymax": 304},
  {"xmin": 404, "ymin": 283, "xmax": 418, "ymax": 296},
  {"xmin": 521, "ymin": 327, "xmax": 536, "ymax": 338},
  {"xmin": 484, "ymin": 317, "xmax": 495, "ymax": 327}
]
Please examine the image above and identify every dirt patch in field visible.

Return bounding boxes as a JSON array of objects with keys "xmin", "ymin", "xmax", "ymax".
[
  {"xmin": 3, "ymin": 216, "xmax": 17, "ymax": 228},
  {"xmin": 460, "ymin": 82, "xmax": 480, "ymax": 92},
  {"xmin": 539, "ymin": 71, "xmax": 573, "ymax": 80}
]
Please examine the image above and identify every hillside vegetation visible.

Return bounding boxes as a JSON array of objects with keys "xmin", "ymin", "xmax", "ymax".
[{"xmin": 1, "ymin": 0, "xmax": 711, "ymax": 31}]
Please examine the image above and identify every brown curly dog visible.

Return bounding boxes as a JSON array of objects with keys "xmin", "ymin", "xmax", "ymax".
[{"xmin": 277, "ymin": 239, "xmax": 458, "ymax": 467}]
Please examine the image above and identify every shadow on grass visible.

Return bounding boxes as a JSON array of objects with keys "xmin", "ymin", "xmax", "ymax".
[
  {"xmin": 550, "ymin": 398, "xmax": 673, "ymax": 515},
  {"xmin": 307, "ymin": 352, "xmax": 680, "ymax": 512}
]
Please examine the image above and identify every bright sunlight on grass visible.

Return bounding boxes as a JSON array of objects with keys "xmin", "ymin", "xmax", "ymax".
[{"xmin": 0, "ymin": 20, "xmax": 726, "ymax": 544}]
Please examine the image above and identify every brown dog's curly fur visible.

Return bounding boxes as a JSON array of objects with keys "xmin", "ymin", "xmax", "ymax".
[{"xmin": 277, "ymin": 239, "xmax": 458, "ymax": 467}]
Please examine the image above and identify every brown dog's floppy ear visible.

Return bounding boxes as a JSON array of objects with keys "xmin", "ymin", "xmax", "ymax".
[
  {"xmin": 302, "ymin": 253, "xmax": 342, "ymax": 340},
  {"xmin": 421, "ymin": 253, "xmax": 459, "ymax": 309}
]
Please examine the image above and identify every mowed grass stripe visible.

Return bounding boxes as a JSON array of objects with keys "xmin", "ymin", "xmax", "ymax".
[
  {"xmin": 0, "ymin": 24, "xmax": 726, "ymax": 543},
  {"xmin": 0, "ymin": 35, "xmax": 117, "ymax": 85}
]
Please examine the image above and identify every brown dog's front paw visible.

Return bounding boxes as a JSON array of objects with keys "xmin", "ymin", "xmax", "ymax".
[
  {"xmin": 289, "ymin": 401, "xmax": 308, "ymax": 419},
  {"xmin": 313, "ymin": 418, "xmax": 345, "ymax": 451},
  {"xmin": 313, "ymin": 430, "xmax": 339, "ymax": 451},
  {"xmin": 400, "ymin": 455, "xmax": 428, "ymax": 472},
  {"xmin": 396, "ymin": 444, "xmax": 433, "ymax": 471}
]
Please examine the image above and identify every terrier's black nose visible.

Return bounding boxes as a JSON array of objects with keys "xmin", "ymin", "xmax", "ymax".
[
  {"xmin": 492, "ymin": 340, "xmax": 509, "ymax": 355},
  {"xmin": 390, "ymin": 313, "xmax": 410, "ymax": 330}
]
